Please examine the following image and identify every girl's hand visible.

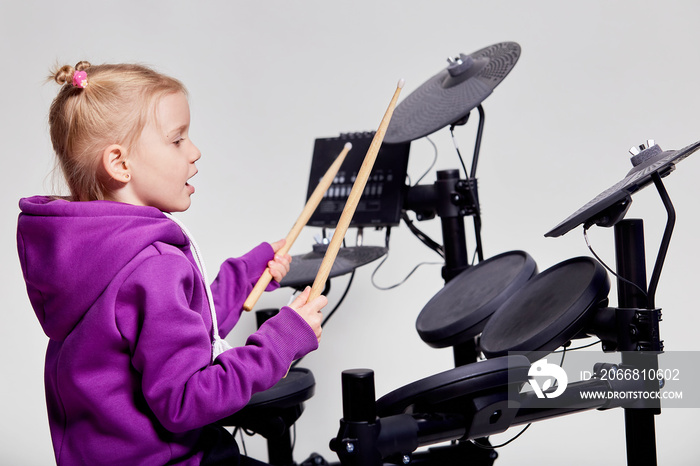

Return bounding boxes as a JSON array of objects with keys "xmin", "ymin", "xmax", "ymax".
[
  {"xmin": 268, "ymin": 239, "xmax": 292, "ymax": 283},
  {"xmin": 288, "ymin": 287, "xmax": 327, "ymax": 342}
]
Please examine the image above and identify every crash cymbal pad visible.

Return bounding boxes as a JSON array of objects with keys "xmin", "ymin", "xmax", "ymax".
[{"xmin": 385, "ymin": 42, "xmax": 521, "ymax": 144}]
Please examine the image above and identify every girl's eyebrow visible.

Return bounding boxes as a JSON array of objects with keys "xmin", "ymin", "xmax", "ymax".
[{"xmin": 165, "ymin": 124, "xmax": 188, "ymax": 138}]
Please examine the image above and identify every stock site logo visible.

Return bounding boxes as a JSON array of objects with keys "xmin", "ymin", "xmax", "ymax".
[{"xmin": 528, "ymin": 359, "xmax": 568, "ymax": 399}]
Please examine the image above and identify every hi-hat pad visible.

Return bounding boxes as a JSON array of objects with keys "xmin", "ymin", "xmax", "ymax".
[
  {"xmin": 546, "ymin": 139, "xmax": 700, "ymax": 237},
  {"xmin": 279, "ymin": 245, "xmax": 387, "ymax": 288},
  {"xmin": 384, "ymin": 42, "xmax": 521, "ymax": 144}
]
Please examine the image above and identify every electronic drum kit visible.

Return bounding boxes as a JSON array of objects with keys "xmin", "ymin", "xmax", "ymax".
[{"xmin": 221, "ymin": 42, "xmax": 700, "ymax": 466}]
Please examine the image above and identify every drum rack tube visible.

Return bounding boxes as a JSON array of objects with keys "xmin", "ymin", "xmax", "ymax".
[
  {"xmin": 331, "ymin": 364, "xmax": 648, "ymax": 465},
  {"xmin": 511, "ymin": 377, "xmax": 629, "ymax": 427}
]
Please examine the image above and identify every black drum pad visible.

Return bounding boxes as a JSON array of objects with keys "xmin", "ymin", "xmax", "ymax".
[
  {"xmin": 480, "ymin": 257, "xmax": 609, "ymax": 359},
  {"xmin": 416, "ymin": 251, "xmax": 537, "ymax": 348},
  {"xmin": 376, "ymin": 355, "xmax": 530, "ymax": 417},
  {"xmin": 219, "ymin": 367, "xmax": 315, "ymax": 429},
  {"xmin": 218, "ymin": 367, "xmax": 315, "ymax": 436}
]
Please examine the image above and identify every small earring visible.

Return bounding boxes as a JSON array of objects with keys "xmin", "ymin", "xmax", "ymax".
[{"xmin": 125, "ymin": 173, "xmax": 131, "ymax": 180}]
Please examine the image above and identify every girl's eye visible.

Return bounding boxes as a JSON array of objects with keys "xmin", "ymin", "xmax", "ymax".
[{"xmin": 174, "ymin": 138, "xmax": 184, "ymax": 146}]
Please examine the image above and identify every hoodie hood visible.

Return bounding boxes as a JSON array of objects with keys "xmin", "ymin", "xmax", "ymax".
[{"xmin": 17, "ymin": 195, "xmax": 189, "ymax": 342}]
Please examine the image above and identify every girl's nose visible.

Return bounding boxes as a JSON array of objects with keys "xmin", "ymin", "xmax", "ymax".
[{"xmin": 190, "ymin": 141, "xmax": 202, "ymax": 162}]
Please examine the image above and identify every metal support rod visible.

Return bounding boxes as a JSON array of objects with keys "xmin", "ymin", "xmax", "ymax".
[
  {"xmin": 613, "ymin": 219, "xmax": 658, "ymax": 466},
  {"xmin": 434, "ymin": 169, "xmax": 470, "ymax": 282},
  {"xmin": 614, "ymin": 220, "xmax": 648, "ymax": 310},
  {"xmin": 436, "ymin": 170, "xmax": 476, "ymax": 367},
  {"xmin": 441, "ymin": 216, "xmax": 469, "ymax": 282},
  {"xmin": 267, "ymin": 429, "xmax": 294, "ymax": 466}
]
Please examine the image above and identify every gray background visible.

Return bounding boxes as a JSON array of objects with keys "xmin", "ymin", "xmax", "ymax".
[{"xmin": 2, "ymin": 1, "xmax": 699, "ymax": 464}]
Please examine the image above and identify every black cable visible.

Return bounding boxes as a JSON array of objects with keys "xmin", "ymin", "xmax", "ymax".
[
  {"xmin": 449, "ymin": 125, "xmax": 470, "ymax": 179},
  {"xmin": 470, "ymin": 423, "xmax": 532, "ymax": 449},
  {"xmin": 552, "ymin": 339, "xmax": 601, "ymax": 353},
  {"xmin": 583, "ymin": 226, "xmax": 649, "ymax": 299},
  {"xmin": 401, "ymin": 211, "xmax": 444, "ymax": 258},
  {"xmin": 402, "ymin": 136, "xmax": 444, "ymax": 258},
  {"xmin": 371, "ymin": 227, "xmax": 441, "ymax": 290},
  {"xmin": 321, "ymin": 270, "xmax": 355, "ymax": 326},
  {"xmin": 413, "ymin": 136, "xmax": 438, "ymax": 185},
  {"xmin": 449, "ymin": 124, "xmax": 484, "ymax": 262},
  {"xmin": 560, "ymin": 343, "xmax": 567, "ymax": 367},
  {"xmin": 236, "ymin": 427, "xmax": 249, "ymax": 456},
  {"xmin": 370, "ymin": 250, "xmax": 442, "ymax": 291}
]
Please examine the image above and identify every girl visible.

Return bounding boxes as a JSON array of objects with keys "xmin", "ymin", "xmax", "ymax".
[{"xmin": 16, "ymin": 61, "xmax": 327, "ymax": 465}]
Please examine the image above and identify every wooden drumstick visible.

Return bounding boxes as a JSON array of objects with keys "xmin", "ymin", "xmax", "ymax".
[
  {"xmin": 243, "ymin": 142, "xmax": 352, "ymax": 311},
  {"xmin": 309, "ymin": 79, "xmax": 405, "ymax": 301}
]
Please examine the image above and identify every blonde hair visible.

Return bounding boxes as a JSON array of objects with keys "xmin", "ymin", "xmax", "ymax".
[{"xmin": 48, "ymin": 61, "xmax": 187, "ymax": 201}]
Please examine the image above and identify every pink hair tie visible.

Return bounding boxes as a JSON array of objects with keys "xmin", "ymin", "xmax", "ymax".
[{"xmin": 72, "ymin": 70, "xmax": 88, "ymax": 88}]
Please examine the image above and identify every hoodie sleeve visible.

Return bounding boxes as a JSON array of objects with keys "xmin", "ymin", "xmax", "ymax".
[
  {"xmin": 210, "ymin": 242, "xmax": 281, "ymax": 337},
  {"xmin": 116, "ymin": 250, "xmax": 318, "ymax": 433}
]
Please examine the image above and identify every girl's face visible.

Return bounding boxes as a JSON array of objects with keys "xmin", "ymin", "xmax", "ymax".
[{"xmin": 127, "ymin": 92, "xmax": 201, "ymax": 212}]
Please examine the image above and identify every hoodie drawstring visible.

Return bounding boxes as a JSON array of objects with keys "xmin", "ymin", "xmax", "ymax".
[{"xmin": 163, "ymin": 213, "xmax": 232, "ymax": 362}]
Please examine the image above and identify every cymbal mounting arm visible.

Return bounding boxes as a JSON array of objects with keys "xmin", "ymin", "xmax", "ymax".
[
  {"xmin": 470, "ymin": 104, "xmax": 485, "ymax": 180},
  {"xmin": 450, "ymin": 104, "xmax": 485, "ymax": 262},
  {"xmin": 647, "ymin": 172, "xmax": 676, "ymax": 309}
]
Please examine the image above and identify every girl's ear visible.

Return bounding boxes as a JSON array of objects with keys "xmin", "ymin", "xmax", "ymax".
[{"xmin": 103, "ymin": 144, "xmax": 131, "ymax": 182}]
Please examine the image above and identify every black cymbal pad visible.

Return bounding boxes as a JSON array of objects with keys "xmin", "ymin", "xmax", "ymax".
[{"xmin": 385, "ymin": 42, "xmax": 521, "ymax": 144}]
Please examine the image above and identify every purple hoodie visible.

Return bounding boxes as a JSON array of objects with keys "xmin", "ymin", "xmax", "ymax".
[{"xmin": 16, "ymin": 196, "xmax": 318, "ymax": 465}]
